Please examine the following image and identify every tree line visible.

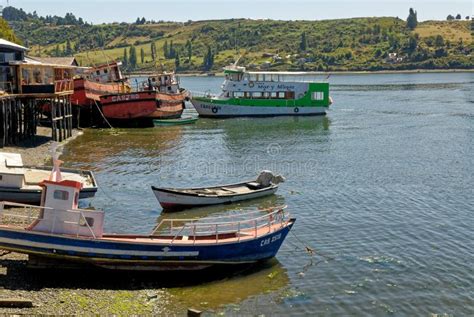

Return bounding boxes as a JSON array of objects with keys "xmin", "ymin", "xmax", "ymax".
[
  {"xmin": 120, "ymin": 40, "xmax": 214, "ymax": 71},
  {"xmin": 2, "ymin": 6, "xmax": 86, "ymax": 25}
]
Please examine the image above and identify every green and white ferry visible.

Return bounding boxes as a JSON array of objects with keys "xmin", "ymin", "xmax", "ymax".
[{"xmin": 191, "ymin": 65, "xmax": 332, "ymax": 117}]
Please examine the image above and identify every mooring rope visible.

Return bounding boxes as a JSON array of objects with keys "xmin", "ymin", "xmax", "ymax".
[
  {"xmin": 290, "ymin": 230, "xmax": 334, "ymax": 261},
  {"xmin": 97, "ymin": 182, "xmax": 116, "ymax": 202},
  {"xmin": 93, "ymin": 100, "xmax": 114, "ymax": 129}
]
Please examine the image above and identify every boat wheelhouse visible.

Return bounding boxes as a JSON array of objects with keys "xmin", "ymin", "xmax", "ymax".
[
  {"xmin": 72, "ymin": 61, "xmax": 131, "ymax": 107},
  {"xmin": 191, "ymin": 65, "xmax": 332, "ymax": 117},
  {"xmin": 144, "ymin": 72, "xmax": 188, "ymax": 119}
]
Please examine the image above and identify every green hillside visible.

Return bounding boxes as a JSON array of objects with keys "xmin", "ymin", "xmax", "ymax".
[
  {"xmin": 0, "ymin": 18, "xmax": 21, "ymax": 44},
  {"xmin": 3, "ymin": 6, "xmax": 473, "ymax": 72}
]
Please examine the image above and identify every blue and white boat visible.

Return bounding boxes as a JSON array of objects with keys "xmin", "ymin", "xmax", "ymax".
[{"xmin": 0, "ymin": 154, "xmax": 294, "ymax": 271}]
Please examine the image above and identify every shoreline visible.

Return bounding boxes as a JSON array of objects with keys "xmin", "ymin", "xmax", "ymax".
[
  {"xmin": 0, "ymin": 127, "xmax": 83, "ymax": 166},
  {"xmin": 128, "ymin": 68, "xmax": 474, "ymax": 77}
]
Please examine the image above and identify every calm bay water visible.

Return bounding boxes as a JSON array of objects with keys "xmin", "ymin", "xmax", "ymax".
[{"xmin": 61, "ymin": 72, "xmax": 473, "ymax": 315}]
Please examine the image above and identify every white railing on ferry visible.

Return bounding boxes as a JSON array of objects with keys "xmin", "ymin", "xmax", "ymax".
[{"xmin": 189, "ymin": 90, "xmax": 218, "ymax": 99}]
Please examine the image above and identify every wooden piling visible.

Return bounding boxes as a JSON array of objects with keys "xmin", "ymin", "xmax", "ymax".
[{"xmin": 0, "ymin": 92, "xmax": 75, "ymax": 148}]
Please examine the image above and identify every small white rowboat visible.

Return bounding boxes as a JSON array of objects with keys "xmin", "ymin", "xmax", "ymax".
[{"xmin": 152, "ymin": 171, "xmax": 285, "ymax": 211}]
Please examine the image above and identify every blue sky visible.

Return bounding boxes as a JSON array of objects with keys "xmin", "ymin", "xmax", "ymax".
[{"xmin": 2, "ymin": 0, "xmax": 472, "ymax": 23}]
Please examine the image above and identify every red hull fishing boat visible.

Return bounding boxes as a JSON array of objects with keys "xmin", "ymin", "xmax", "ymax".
[
  {"xmin": 99, "ymin": 72, "xmax": 188, "ymax": 123},
  {"xmin": 99, "ymin": 91, "xmax": 158, "ymax": 119},
  {"xmin": 72, "ymin": 62, "xmax": 131, "ymax": 107}
]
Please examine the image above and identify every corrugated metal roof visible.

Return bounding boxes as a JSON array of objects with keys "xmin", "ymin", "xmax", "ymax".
[
  {"xmin": 0, "ymin": 38, "xmax": 28, "ymax": 51},
  {"xmin": 32, "ymin": 56, "xmax": 78, "ymax": 66}
]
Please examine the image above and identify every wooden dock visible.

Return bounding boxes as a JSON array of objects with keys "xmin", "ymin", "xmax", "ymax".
[{"xmin": 0, "ymin": 94, "xmax": 74, "ymax": 148}]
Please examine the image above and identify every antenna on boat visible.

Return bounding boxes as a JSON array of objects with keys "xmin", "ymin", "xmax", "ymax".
[
  {"xmin": 233, "ymin": 55, "xmax": 242, "ymax": 67},
  {"xmin": 100, "ymin": 49, "xmax": 114, "ymax": 80},
  {"xmin": 232, "ymin": 49, "xmax": 247, "ymax": 68},
  {"xmin": 85, "ymin": 51, "xmax": 96, "ymax": 68},
  {"xmin": 48, "ymin": 142, "xmax": 63, "ymax": 182}
]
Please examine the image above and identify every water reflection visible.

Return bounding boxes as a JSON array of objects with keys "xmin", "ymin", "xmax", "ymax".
[
  {"xmin": 61, "ymin": 127, "xmax": 184, "ymax": 171},
  {"xmin": 168, "ymin": 259, "xmax": 290, "ymax": 312},
  {"xmin": 220, "ymin": 115, "xmax": 331, "ymax": 144},
  {"xmin": 156, "ymin": 194, "xmax": 285, "ymax": 221}
]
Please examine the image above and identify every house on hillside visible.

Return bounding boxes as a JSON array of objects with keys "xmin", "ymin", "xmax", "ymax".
[{"xmin": 386, "ymin": 52, "xmax": 404, "ymax": 63}]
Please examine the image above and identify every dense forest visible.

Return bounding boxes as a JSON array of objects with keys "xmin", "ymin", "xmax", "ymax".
[{"xmin": 2, "ymin": 6, "xmax": 473, "ymax": 72}]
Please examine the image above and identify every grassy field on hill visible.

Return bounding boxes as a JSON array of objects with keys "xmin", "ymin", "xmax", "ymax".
[{"xmin": 3, "ymin": 6, "xmax": 473, "ymax": 73}]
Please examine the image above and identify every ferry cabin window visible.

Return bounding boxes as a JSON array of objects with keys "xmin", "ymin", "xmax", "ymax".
[
  {"xmin": 278, "ymin": 92, "xmax": 285, "ymax": 99},
  {"xmin": 263, "ymin": 92, "xmax": 271, "ymax": 98},
  {"xmin": 252, "ymin": 92, "xmax": 263, "ymax": 99},
  {"xmin": 312, "ymin": 91, "xmax": 325, "ymax": 101},
  {"xmin": 229, "ymin": 73, "xmax": 242, "ymax": 81},
  {"xmin": 271, "ymin": 92, "xmax": 278, "ymax": 98},
  {"xmin": 234, "ymin": 91, "xmax": 245, "ymax": 98},
  {"xmin": 53, "ymin": 190, "xmax": 69, "ymax": 201}
]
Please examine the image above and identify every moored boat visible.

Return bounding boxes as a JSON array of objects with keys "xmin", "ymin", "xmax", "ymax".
[
  {"xmin": 98, "ymin": 72, "xmax": 187, "ymax": 124},
  {"xmin": 99, "ymin": 91, "xmax": 158, "ymax": 120},
  {"xmin": 72, "ymin": 62, "xmax": 131, "ymax": 107},
  {"xmin": 153, "ymin": 116, "xmax": 198, "ymax": 126},
  {"xmin": 152, "ymin": 171, "xmax": 285, "ymax": 211},
  {"xmin": 0, "ymin": 156, "xmax": 294, "ymax": 271},
  {"xmin": 145, "ymin": 73, "xmax": 188, "ymax": 119},
  {"xmin": 0, "ymin": 152, "xmax": 97, "ymax": 204},
  {"xmin": 191, "ymin": 65, "xmax": 332, "ymax": 117}
]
